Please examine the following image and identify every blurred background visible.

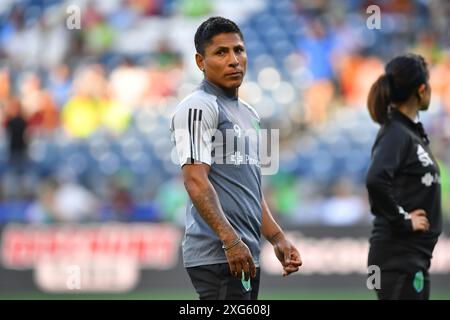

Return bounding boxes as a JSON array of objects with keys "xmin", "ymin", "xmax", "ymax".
[{"xmin": 0, "ymin": 0, "xmax": 449, "ymax": 299}]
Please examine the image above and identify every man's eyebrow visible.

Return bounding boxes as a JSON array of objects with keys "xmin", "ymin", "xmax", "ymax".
[
  {"xmin": 213, "ymin": 46, "xmax": 230, "ymax": 51},
  {"xmin": 213, "ymin": 44, "xmax": 244, "ymax": 51}
]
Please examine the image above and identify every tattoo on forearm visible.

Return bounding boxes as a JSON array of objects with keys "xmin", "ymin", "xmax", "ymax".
[{"xmin": 189, "ymin": 186, "xmax": 235, "ymax": 240}]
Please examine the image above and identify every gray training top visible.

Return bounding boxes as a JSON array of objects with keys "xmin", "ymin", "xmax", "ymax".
[{"xmin": 170, "ymin": 79, "xmax": 263, "ymax": 268}]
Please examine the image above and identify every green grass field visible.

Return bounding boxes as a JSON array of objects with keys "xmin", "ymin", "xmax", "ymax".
[{"xmin": 2, "ymin": 288, "xmax": 450, "ymax": 300}]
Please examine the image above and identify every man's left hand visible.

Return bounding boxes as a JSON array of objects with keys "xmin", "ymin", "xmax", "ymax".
[{"xmin": 272, "ymin": 234, "xmax": 302, "ymax": 277}]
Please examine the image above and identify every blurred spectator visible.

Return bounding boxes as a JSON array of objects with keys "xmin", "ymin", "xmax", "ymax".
[
  {"xmin": 0, "ymin": 6, "xmax": 23, "ymax": 54},
  {"xmin": 294, "ymin": 0, "xmax": 329, "ymax": 16},
  {"xmin": 102, "ymin": 172, "xmax": 134, "ymax": 221},
  {"xmin": 266, "ymin": 172, "xmax": 301, "ymax": 219},
  {"xmin": 0, "ymin": 5, "xmax": 26, "ymax": 67},
  {"xmin": 62, "ymin": 94, "xmax": 102, "ymax": 138},
  {"xmin": 4, "ymin": 96, "xmax": 28, "ymax": 165},
  {"xmin": 145, "ymin": 41, "xmax": 183, "ymax": 106},
  {"xmin": 100, "ymin": 99, "xmax": 132, "ymax": 135},
  {"xmin": 155, "ymin": 177, "xmax": 187, "ymax": 226},
  {"xmin": 412, "ymin": 32, "xmax": 446, "ymax": 65},
  {"xmin": 178, "ymin": 0, "xmax": 212, "ymax": 18},
  {"xmin": 429, "ymin": 52, "xmax": 450, "ymax": 114},
  {"xmin": 4, "ymin": 97, "xmax": 29, "ymax": 199},
  {"xmin": 19, "ymin": 73, "xmax": 59, "ymax": 135},
  {"xmin": 109, "ymin": 57, "xmax": 149, "ymax": 110},
  {"xmin": 52, "ymin": 171, "xmax": 99, "ymax": 223},
  {"xmin": 82, "ymin": 4, "xmax": 115, "ymax": 56},
  {"xmin": 62, "ymin": 65, "xmax": 106, "ymax": 138},
  {"xmin": 107, "ymin": 0, "xmax": 140, "ymax": 30},
  {"xmin": 62, "ymin": 63, "xmax": 132, "ymax": 137},
  {"xmin": 26, "ymin": 178, "xmax": 61, "ymax": 224},
  {"xmin": 297, "ymin": 17, "xmax": 335, "ymax": 124},
  {"xmin": 337, "ymin": 54, "xmax": 384, "ymax": 108},
  {"xmin": 34, "ymin": 11, "xmax": 71, "ymax": 69},
  {"xmin": 47, "ymin": 64, "xmax": 72, "ymax": 109},
  {"xmin": 0, "ymin": 68, "xmax": 10, "ymax": 104},
  {"xmin": 128, "ymin": 0, "xmax": 165, "ymax": 16},
  {"xmin": 2, "ymin": 5, "xmax": 69, "ymax": 69},
  {"xmin": 82, "ymin": 1, "xmax": 104, "ymax": 29},
  {"xmin": 438, "ymin": 160, "xmax": 450, "ymax": 223},
  {"xmin": 154, "ymin": 39, "xmax": 183, "ymax": 69},
  {"xmin": 0, "ymin": 68, "xmax": 10, "ymax": 125}
]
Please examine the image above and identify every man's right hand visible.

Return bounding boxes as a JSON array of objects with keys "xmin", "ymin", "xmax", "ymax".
[
  {"xmin": 224, "ymin": 240, "xmax": 256, "ymax": 281},
  {"xmin": 410, "ymin": 209, "xmax": 429, "ymax": 232}
]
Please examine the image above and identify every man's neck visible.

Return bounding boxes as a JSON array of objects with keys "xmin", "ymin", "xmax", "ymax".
[
  {"xmin": 204, "ymin": 78, "xmax": 239, "ymax": 99},
  {"xmin": 225, "ymin": 87, "xmax": 239, "ymax": 98}
]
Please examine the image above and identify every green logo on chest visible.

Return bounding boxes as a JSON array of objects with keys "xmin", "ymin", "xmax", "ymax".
[{"xmin": 251, "ymin": 118, "xmax": 260, "ymax": 132}]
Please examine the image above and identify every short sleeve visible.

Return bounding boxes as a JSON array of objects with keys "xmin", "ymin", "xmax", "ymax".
[{"xmin": 170, "ymin": 94, "xmax": 219, "ymax": 167}]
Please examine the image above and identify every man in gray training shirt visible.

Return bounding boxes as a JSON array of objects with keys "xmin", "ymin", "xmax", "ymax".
[{"xmin": 170, "ymin": 16, "xmax": 302, "ymax": 300}]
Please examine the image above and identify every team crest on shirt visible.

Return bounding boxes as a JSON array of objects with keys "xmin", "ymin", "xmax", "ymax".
[
  {"xmin": 251, "ymin": 118, "xmax": 260, "ymax": 133},
  {"xmin": 233, "ymin": 124, "xmax": 241, "ymax": 138},
  {"xmin": 417, "ymin": 145, "xmax": 433, "ymax": 167}
]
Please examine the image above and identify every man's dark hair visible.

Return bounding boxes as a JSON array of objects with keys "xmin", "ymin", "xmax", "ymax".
[{"xmin": 194, "ymin": 16, "xmax": 244, "ymax": 55}]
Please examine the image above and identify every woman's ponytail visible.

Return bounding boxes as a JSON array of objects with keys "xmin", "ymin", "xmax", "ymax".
[{"xmin": 367, "ymin": 73, "xmax": 392, "ymax": 125}]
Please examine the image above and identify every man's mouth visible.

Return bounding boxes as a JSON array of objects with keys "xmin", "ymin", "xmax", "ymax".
[{"xmin": 225, "ymin": 72, "xmax": 243, "ymax": 77}]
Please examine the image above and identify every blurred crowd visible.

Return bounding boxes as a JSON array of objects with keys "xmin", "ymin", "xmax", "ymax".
[{"xmin": 0, "ymin": 0, "xmax": 449, "ymax": 225}]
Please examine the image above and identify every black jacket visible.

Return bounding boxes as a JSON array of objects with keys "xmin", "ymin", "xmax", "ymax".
[{"xmin": 366, "ymin": 108, "xmax": 442, "ymax": 272}]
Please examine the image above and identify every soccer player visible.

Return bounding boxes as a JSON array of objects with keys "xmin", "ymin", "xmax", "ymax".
[
  {"xmin": 170, "ymin": 17, "xmax": 302, "ymax": 300},
  {"xmin": 366, "ymin": 54, "xmax": 442, "ymax": 300}
]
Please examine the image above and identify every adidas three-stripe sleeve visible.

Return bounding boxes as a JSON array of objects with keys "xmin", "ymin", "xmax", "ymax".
[{"xmin": 170, "ymin": 95, "xmax": 219, "ymax": 167}]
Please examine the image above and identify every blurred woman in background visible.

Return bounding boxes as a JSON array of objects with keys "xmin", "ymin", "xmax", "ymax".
[{"xmin": 366, "ymin": 54, "xmax": 442, "ymax": 300}]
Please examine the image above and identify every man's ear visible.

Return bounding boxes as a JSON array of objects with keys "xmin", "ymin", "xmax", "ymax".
[{"xmin": 195, "ymin": 53, "xmax": 205, "ymax": 72}]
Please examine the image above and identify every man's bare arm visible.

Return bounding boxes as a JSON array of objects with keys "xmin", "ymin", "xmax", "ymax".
[
  {"xmin": 261, "ymin": 194, "xmax": 284, "ymax": 243},
  {"xmin": 261, "ymin": 194, "xmax": 302, "ymax": 276},
  {"xmin": 182, "ymin": 163, "xmax": 256, "ymax": 279},
  {"xmin": 183, "ymin": 163, "xmax": 238, "ymax": 244}
]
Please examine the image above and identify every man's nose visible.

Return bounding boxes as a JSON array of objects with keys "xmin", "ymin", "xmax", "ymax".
[{"xmin": 228, "ymin": 52, "xmax": 239, "ymax": 66}]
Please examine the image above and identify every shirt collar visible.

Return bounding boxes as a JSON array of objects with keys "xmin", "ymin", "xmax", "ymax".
[
  {"xmin": 390, "ymin": 108, "xmax": 430, "ymax": 144},
  {"xmin": 201, "ymin": 79, "xmax": 238, "ymax": 101}
]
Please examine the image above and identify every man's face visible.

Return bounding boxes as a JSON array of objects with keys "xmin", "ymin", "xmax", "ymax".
[{"xmin": 197, "ymin": 32, "xmax": 247, "ymax": 92}]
